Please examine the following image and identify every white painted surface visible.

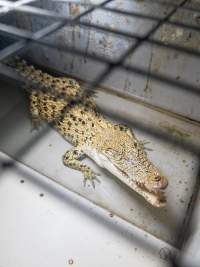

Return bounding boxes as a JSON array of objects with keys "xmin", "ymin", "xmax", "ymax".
[
  {"xmin": 0, "ymin": 152, "xmax": 173, "ymax": 267},
  {"xmin": 178, "ymin": 191, "xmax": 200, "ymax": 267}
]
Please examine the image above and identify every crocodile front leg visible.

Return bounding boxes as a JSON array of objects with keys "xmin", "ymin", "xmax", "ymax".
[{"xmin": 63, "ymin": 148, "xmax": 100, "ymax": 188}]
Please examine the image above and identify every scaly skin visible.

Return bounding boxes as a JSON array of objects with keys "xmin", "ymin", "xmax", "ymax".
[
  {"xmin": 9, "ymin": 58, "xmax": 96, "ymax": 107},
  {"xmin": 10, "ymin": 60, "xmax": 168, "ymax": 207}
]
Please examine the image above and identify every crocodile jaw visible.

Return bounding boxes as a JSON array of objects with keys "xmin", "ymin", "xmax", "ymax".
[
  {"xmin": 84, "ymin": 148, "xmax": 166, "ymax": 208},
  {"xmin": 105, "ymin": 162, "xmax": 166, "ymax": 208}
]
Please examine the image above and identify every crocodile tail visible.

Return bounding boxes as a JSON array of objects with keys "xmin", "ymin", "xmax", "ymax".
[
  {"xmin": 7, "ymin": 57, "xmax": 97, "ymax": 103},
  {"xmin": 7, "ymin": 57, "xmax": 54, "ymax": 90},
  {"xmin": 6, "ymin": 57, "xmax": 82, "ymax": 99}
]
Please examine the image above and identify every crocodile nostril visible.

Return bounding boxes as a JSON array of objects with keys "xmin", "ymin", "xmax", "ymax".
[
  {"xmin": 154, "ymin": 176, "xmax": 168, "ymax": 189},
  {"xmin": 154, "ymin": 176, "xmax": 161, "ymax": 182}
]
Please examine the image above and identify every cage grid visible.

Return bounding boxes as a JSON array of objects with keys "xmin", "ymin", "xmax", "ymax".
[
  {"xmin": 0, "ymin": 0, "xmax": 199, "ymax": 97},
  {"xmin": 0, "ymin": 0, "xmax": 200, "ymax": 264}
]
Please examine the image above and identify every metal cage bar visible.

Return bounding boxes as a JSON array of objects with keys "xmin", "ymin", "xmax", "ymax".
[
  {"xmin": 0, "ymin": 1, "xmax": 200, "ymax": 263},
  {"xmin": 0, "ymin": 0, "xmax": 199, "ymax": 100},
  {"xmin": 0, "ymin": 0, "xmax": 115, "ymax": 59}
]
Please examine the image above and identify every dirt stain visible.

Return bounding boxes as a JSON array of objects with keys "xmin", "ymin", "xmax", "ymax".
[
  {"xmin": 68, "ymin": 259, "xmax": 74, "ymax": 265},
  {"xmin": 159, "ymin": 121, "xmax": 191, "ymax": 139}
]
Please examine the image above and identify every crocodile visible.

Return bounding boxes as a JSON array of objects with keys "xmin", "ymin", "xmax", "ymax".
[{"xmin": 10, "ymin": 59, "xmax": 168, "ymax": 207}]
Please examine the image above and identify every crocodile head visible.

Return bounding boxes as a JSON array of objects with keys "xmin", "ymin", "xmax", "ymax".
[{"xmin": 100, "ymin": 127, "xmax": 168, "ymax": 207}]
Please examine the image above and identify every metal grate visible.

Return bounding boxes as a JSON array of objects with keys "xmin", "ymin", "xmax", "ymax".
[
  {"xmin": 0, "ymin": 0, "xmax": 199, "ymax": 97},
  {"xmin": 0, "ymin": 0, "xmax": 200, "ymax": 265}
]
